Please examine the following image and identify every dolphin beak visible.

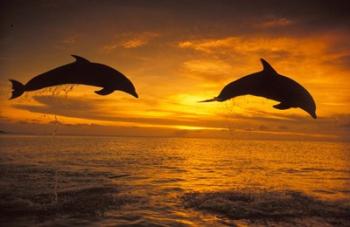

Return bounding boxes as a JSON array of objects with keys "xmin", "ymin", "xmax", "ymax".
[
  {"xmin": 310, "ymin": 111, "xmax": 317, "ymax": 119},
  {"xmin": 131, "ymin": 91, "xmax": 138, "ymax": 98}
]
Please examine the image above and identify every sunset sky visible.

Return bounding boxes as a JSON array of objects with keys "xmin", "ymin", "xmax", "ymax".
[{"xmin": 0, "ymin": 0, "xmax": 349, "ymax": 141}]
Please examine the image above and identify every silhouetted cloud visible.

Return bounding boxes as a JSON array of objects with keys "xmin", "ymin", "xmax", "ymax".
[
  {"xmin": 8, "ymin": 95, "xmax": 348, "ymax": 141},
  {"xmin": 12, "ymin": 96, "xmax": 227, "ymax": 129}
]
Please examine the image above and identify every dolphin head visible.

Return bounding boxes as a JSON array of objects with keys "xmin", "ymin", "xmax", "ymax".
[
  {"xmin": 109, "ymin": 70, "xmax": 138, "ymax": 98},
  {"xmin": 94, "ymin": 63, "xmax": 138, "ymax": 98},
  {"xmin": 117, "ymin": 76, "xmax": 138, "ymax": 98},
  {"xmin": 301, "ymin": 104, "xmax": 317, "ymax": 119},
  {"xmin": 299, "ymin": 97, "xmax": 317, "ymax": 119}
]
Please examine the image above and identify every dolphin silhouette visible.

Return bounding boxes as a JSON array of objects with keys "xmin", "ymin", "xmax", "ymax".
[
  {"xmin": 200, "ymin": 59, "xmax": 317, "ymax": 119},
  {"xmin": 9, "ymin": 55, "xmax": 138, "ymax": 99}
]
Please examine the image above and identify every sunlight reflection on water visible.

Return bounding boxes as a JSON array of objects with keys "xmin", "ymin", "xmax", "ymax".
[{"xmin": 0, "ymin": 136, "xmax": 349, "ymax": 226}]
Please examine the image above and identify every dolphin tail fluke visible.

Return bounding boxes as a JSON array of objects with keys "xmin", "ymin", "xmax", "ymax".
[
  {"xmin": 198, "ymin": 97, "xmax": 219, "ymax": 103},
  {"xmin": 9, "ymin": 79, "xmax": 25, "ymax": 99}
]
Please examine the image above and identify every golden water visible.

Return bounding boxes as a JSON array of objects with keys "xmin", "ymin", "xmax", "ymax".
[{"xmin": 0, "ymin": 135, "xmax": 349, "ymax": 226}]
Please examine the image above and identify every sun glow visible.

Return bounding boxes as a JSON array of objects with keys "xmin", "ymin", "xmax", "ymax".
[{"xmin": 0, "ymin": 6, "xmax": 349, "ymax": 140}]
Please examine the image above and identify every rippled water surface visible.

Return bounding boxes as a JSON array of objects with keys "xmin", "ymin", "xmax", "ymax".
[{"xmin": 0, "ymin": 135, "xmax": 349, "ymax": 226}]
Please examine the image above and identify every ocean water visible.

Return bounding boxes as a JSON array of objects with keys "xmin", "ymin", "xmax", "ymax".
[{"xmin": 0, "ymin": 135, "xmax": 349, "ymax": 226}]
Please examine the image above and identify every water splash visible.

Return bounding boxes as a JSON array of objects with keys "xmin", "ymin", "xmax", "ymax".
[
  {"xmin": 32, "ymin": 85, "xmax": 79, "ymax": 203},
  {"xmin": 47, "ymin": 85, "xmax": 77, "ymax": 203}
]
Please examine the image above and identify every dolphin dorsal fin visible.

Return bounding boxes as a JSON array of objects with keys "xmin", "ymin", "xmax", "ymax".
[
  {"xmin": 261, "ymin": 58, "xmax": 278, "ymax": 76},
  {"xmin": 72, "ymin": 55, "xmax": 90, "ymax": 64}
]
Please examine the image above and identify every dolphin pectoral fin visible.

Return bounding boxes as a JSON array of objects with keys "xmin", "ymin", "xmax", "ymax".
[
  {"xmin": 273, "ymin": 102, "xmax": 290, "ymax": 110},
  {"xmin": 95, "ymin": 87, "xmax": 114, "ymax": 96}
]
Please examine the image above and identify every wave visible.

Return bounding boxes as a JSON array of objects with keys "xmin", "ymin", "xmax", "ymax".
[
  {"xmin": 0, "ymin": 184, "xmax": 143, "ymax": 218},
  {"xmin": 182, "ymin": 189, "xmax": 350, "ymax": 225}
]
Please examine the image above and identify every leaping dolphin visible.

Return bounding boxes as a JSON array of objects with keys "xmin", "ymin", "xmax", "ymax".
[
  {"xmin": 9, "ymin": 55, "xmax": 138, "ymax": 99},
  {"xmin": 200, "ymin": 59, "xmax": 317, "ymax": 119}
]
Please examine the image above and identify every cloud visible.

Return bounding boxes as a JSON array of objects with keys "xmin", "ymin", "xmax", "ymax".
[
  {"xmin": 61, "ymin": 35, "xmax": 78, "ymax": 45},
  {"xmin": 102, "ymin": 32, "xmax": 159, "ymax": 52},
  {"xmin": 12, "ymin": 95, "xmax": 226, "ymax": 129},
  {"xmin": 330, "ymin": 54, "xmax": 350, "ymax": 69},
  {"xmin": 258, "ymin": 17, "xmax": 294, "ymax": 28},
  {"xmin": 102, "ymin": 43, "xmax": 119, "ymax": 53},
  {"xmin": 122, "ymin": 32, "xmax": 159, "ymax": 48},
  {"xmin": 177, "ymin": 34, "xmax": 350, "ymax": 87},
  {"xmin": 182, "ymin": 59, "xmax": 234, "ymax": 81},
  {"xmin": 0, "ymin": 118, "xmax": 219, "ymax": 137},
  {"xmin": 178, "ymin": 36, "xmax": 304, "ymax": 59},
  {"xmin": 122, "ymin": 39, "xmax": 148, "ymax": 49},
  {"xmin": 8, "ymin": 95, "xmax": 350, "ymax": 141},
  {"xmin": 177, "ymin": 35, "xmax": 330, "ymax": 83},
  {"xmin": 179, "ymin": 38, "xmax": 239, "ymax": 54}
]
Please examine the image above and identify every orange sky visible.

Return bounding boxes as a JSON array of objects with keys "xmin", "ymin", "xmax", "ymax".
[{"xmin": 0, "ymin": 0, "xmax": 349, "ymax": 141}]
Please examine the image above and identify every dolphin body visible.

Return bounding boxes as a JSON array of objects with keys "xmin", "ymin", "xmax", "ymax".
[
  {"xmin": 9, "ymin": 55, "xmax": 138, "ymax": 99},
  {"xmin": 200, "ymin": 59, "xmax": 317, "ymax": 119}
]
